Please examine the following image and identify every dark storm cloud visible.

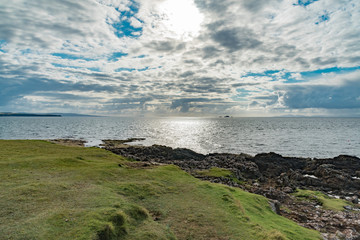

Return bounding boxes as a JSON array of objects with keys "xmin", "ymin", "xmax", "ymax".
[
  {"xmin": 311, "ymin": 57, "xmax": 338, "ymax": 66},
  {"xmin": 274, "ymin": 44, "xmax": 299, "ymax": 58},
  {"xmin": 146, "ymin": 40, "xmax": 186, "ymax": 52},
  {"xmin": 194, "ymin": 0, "xmax": 234, "ymax": 15},
  {"xmin": 348, "ymin": 56, "xmax": 360, "ymax": 63},
  {"xmin": 241, "ymin": 0, "xmax": 273, "ymax": 12},
  {"xmin": 105, "ymin": 97, "xmax": 154, "ymax": 111},
  {"xmin": 34, "ymin": 92, "xmax": 101, "ymax": 100},
  {"xmin": 254, "ymin": 95, "xmax": 279, "ymax": 105},
  {"xmin": 0, "ymin": 71, "xmax": 125, "ymax": 106},
  {"xmin": 183, "ymin": 59, "xmax": 201, "ymax": 65},
  {"xmin": 278, "ymin": 79, "xmax": 360, "ymax": 109},
  {"xmin": 170, "ymin": 98, "xmax": 223, "ymax": 112},
  {"xmin": 181, "ymin": 85, "xmax": 230, "ymax": 93},
  {"xmin": 209, "ymin": 59, "xmax": 225, "ymax": 67},
  {"xmin": 211, "ymin": 28, "xmax": 262, "ymax": 52},
  {"xmin": 294, "ymin": 57, "xmax": 310, "ymax": 69},
  {"xmin": 108, "ymin": 97, "xmax": 154, "ymax": 104},
  {"xmin": 0, "ymin": 0, "xmax": 96, "ymax": 47},
  {"xmin": 232, "ymin": 83, "xmax": 261, "ymax": 87},
  {"xmin": 179, "ymin": 71, "xmax": 195, "ymax": 78},
  {"xmin": 202, "ymin": 46, "xmax": 220, "ymax": 59}
]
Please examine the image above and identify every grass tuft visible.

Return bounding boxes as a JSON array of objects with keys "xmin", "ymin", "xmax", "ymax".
[
  {"xmin": 96, "ymin": 223, "xmax": 115, "ymax": 240},
  {"xmin": 126, "ymin": 205, "xmax": 150, "ymax": 222}
]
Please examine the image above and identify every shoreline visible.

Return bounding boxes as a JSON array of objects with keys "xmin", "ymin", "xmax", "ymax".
[
  {"xmin": 46, "ymin": 138, "xmax": 360, "ymax": 159},
  {"xmin": 46, "ymin": 138, "xmax": 360, "ymax": 239},
  {"xmin": 98, "ymin": 139, "xmax": 360, "ymax": 240}
]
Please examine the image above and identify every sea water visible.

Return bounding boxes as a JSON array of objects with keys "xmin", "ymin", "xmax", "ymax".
[{"xmin": 0, "ymin": 117, "xmax": 359, "ymax": 158}]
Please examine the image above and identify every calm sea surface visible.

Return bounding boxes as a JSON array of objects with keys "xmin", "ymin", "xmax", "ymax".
[{"xmin": 0, "ymin": 117, "xmax": 359, "ymax": 158}]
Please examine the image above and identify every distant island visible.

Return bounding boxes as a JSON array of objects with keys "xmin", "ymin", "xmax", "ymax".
[
  {"xmin": 0, "ymin": 113, "xmax": 61, "ymax": 117},
  {"xmin": 0, "ymin": 112, "xmax": 99, "ymax": 117}
]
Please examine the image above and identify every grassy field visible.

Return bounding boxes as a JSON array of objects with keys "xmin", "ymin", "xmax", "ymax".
[{"xmin": 0, "ymin": 140, "xmax": 321, "ymax": 240}]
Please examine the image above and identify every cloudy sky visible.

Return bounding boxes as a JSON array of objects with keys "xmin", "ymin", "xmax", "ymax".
[{"xmin": 0, "ymin": 0, "xmax": 359, "ymax": 116}]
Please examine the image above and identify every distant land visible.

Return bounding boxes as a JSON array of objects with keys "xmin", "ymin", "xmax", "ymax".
[
  {"xmin": 0, "ymin": 112, "xmax": 99, "ymax": 117},
  {"xmin": 49, "ymin": 113, "xmax": 99, "ymax": 117}
]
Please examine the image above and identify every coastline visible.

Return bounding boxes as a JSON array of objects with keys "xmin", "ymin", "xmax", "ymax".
[{"xmin": 100, "ymin": 139, "xmax": 360, "ymax": 240}]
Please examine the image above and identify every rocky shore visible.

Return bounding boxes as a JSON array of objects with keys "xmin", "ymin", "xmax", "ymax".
[{"xmin": 103, "ymin": 140, "xmax": 360, "ymax": 240}]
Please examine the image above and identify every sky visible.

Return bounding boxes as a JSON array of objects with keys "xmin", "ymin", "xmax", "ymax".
[{"xmin": 0, "ymin": 0, "xmax": 359, "ymax": 117}]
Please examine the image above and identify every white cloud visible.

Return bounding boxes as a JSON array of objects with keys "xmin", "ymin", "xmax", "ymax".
[{"xmin": 0, "ymin": 0, "xmax": 359, "ymax": 116}]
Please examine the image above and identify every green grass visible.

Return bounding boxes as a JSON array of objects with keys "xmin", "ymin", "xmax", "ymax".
[
  {"xmin": 0, "ymin": 140, "xmax": 321, "ymax": 240},
  {"xmin": 292, "ymin": 189, "xmax": 351, "ymax": 211}
]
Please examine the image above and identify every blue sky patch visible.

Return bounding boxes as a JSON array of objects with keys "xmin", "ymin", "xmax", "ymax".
[
  {"xmin": 115, "ymin": 66, "xmax": 150, "ymax": 72},
  {"xmin": 242, "ymin": 66, "xmax": 360, "ymax": 84},
  {"xmin": 231, "ymin": 89, "xmax": 253, "ymax": 102},
  {"xmin": 293, "ymin": 0, "xmax": 319, "ymax": 7},
  {"xmin": 51, "ymin": 63, "xmax": 81, "ymax": 69},
  {"xmin": 236, "ymin": 88, "xmax": 252, "ymax": 96},
  {"xmin": 134, "ymin": 54, "xmax": 147, "ymax": 58},
  {"xmin": 316, "ymin": 13, "xmax": 330, "ymax": 24},
  {"xmin": 300, "ymin": 66, "xmax": 360, "ymax": 78},
  {"xmin": 115, "ymin": 67, "xmax": 136, "ymax": 72},
  {"xmin": 0, "ymin": 40, "xmax": 7, "ymax": 53},
  {"xmin": 108, "ymin": 52, "xmax": 128, "ymax": 61},
  {"xmin": 138, "ymin": 67, "xmax": 149, "ymax": 72},
  {"xmin": 20, "ymin": 49, "xmax": 33, "ymax": 55},
  {"xmin": 51, "ymin": 53, "xmax": 95, "ymax": 61},
  {"xmin": 112, "ymin": 1, "xmax": 143, "ymax": 38},
  {"xmin": 243, "ymin": 70, "xmax": 281, "ymax": 78},
  {"xmin": 87, "ymin": 67, "xmax": 101, "ymax": 72},
  {"xmin": 243, "ymin": 70, "xmax": 303, "ymax": 83}
]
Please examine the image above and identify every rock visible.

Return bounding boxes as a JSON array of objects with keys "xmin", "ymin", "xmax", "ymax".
[
  {"xmin": 344, "ymin": 205, "xmax": 353, "ymax": 211},
  {"xmin": 252, "ymin": 152, "xmax": 306, "ymax": 178},
  {"xmin": 351, "ymin": 196, "xmax": 359, "ymax": 204},
  {"xmin": 282, "ymin": 187, "xmax": 294, "ymax": 194},
  {"xmin": 269, "ymin": 200, "xmax": 281, "ymax": 215}
]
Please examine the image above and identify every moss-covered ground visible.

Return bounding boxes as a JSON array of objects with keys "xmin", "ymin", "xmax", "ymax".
[
  {"xmin": 292, "ymin": 189, "xmax": 351, "ymax": 211},
  {"xmin": 0, "ymin": 140, "xmax": 321, "ymax": 240}
]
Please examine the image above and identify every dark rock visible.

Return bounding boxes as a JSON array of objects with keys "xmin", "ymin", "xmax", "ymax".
[
  {"xmin": 343, "ymin": 205, "xmax": 353, "ymax": 211},
  {"xmin": 282, "ymin": 187, "xmax": 294, "ymax": 194},
  {"xmin": 269, "ymin": 200, "xmax": 281, "ymax": 215},
  {"xmin": 352, "ymin": 196, "xmax": 359, "ymax": 204}
]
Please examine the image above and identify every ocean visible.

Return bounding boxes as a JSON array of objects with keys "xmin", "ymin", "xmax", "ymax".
[{"xmin": 0, "ymin": 117, "xmax": 359, "ymax": 158}]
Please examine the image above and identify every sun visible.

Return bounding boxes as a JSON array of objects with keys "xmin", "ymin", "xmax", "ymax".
[{"xmin": 158, "ymin": 0, "xmax": 204, "ymax": 40}]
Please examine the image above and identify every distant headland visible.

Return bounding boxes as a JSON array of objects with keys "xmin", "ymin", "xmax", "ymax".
[
  {"xmin": 0, "ymin": 112, "xmax": 99, "ymax": 117},
  {"xmin": 0, "ymin": 112, "xmax": 61, "ymax": 117}
]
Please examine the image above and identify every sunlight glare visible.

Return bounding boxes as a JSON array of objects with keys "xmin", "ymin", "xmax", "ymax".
[{"xmin": 158, "ymin": 0, "xmax": 204, "ymax": 40}]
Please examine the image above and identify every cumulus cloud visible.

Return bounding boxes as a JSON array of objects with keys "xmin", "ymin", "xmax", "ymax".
[
  {"xmin": 275, "ymin": 71, "xmax": 360, "ymax": 109},
  {"xmin": 0, "ymin": 0, "xmax": 359, "ymax": 116}
]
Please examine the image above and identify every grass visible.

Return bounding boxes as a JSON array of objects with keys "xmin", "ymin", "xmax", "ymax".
[
  {"xmin": 0, "ymin": 140, "xmax": 321, "ymax": 240},
  {"xmin": 195, "ymin": 167, "xmax": 246, "ymax": 185},
  {"xmin": 292, "ymin": 189, "xmax": 351, "ymax": 211}
]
